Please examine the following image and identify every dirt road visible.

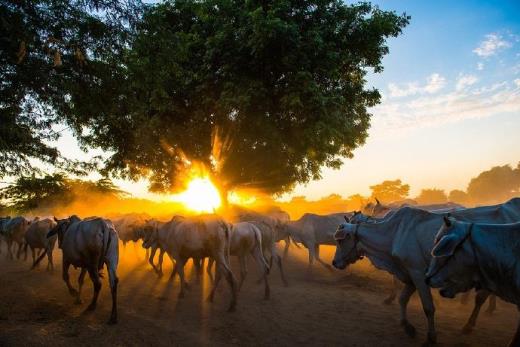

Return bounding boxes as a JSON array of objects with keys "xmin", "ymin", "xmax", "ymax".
[{"xmin": 0, "ymin": 243, "xmax": 516, "ymax": 346}]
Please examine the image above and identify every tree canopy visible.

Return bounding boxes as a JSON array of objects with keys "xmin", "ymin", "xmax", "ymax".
[
  {"xmin": 466, "ymin": 163, "xmax": 520, "ymax": 204},
  {"xmin": 369, "ymin": 179, "xmax": 410, "ymax": 203},
  {"xmin": 415, "ymin": 188, "xmax": 447, "ymax": 205},
  {"xmin": 0, "ymin": 0, "xmax": 141, "ymax": 177}
]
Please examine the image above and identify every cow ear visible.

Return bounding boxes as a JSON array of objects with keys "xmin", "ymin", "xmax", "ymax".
[
  {"xmin": 47, "ymin": 229, "xmax": 58, "ymax": 238},
  {"xmin": 431, "ymin": 234, "xmax": 462, "ymax": 257},
  {"xmin": 375, "ymin": 198, "xmax": 381, "ymax": 205},
  {"xmin": 334, "ymin": 227, "xmax": 347, "ymax": 241},
  {"xmin": 54, "ymin": 216, "xmax": 59, "ymax": 222}
]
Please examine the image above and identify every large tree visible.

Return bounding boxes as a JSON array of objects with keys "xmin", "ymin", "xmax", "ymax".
[
  {"xmin": 59, "ymin": 0, "xmax": 409, "ymax": 202},
  {"xmin": 3, "ymin": 0, "xmax": 409, "ymax": 203},
  {"xmin": 467, "ymin": 163, "xmax": 520, "ymax": 204},
  {"xmin": 0, "ymin": 0, "xmax": 141, "ymax": 177}
]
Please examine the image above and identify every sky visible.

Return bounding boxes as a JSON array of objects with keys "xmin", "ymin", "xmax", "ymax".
[{"xmin": 53, "ymin": 0, "xmax": 520, "ymax": 201}]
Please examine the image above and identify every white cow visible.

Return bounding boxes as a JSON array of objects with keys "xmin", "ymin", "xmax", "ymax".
[
  {"xmin": 46, "ymin": 216, "xmax": 119, "ymax": 324},
  {"xmin": 24, "ymin": 218, "xmax": 57, "ymax": 270},
  {"xmin": 3, "ymin": 216, "xmax": 30, "ymax": 260},
  {"xmin": 284, "ymin": 212, "xmax": 350, "ymax": 271},
  {"xmin": 156, "ymin": 214, "xmax": 238, "ymax": 311},
  {"xmin": 426, "ymin": 217, "xmax": 520, "ymax": 347},
  {"xmin": 208, "ymin": 222, "xmax": 270, "ymax": 298}
]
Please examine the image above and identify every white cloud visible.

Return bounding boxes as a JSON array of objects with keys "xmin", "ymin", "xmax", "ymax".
[
  {"xmin": 477, "ymin": 62, "xmax": 484, "ymax": 70},
  {"xmin": 473, "ymin": 33, "xmax": 511, "ymax": 57},
  {"xmin": 387, "ymin": 73, "xmax": 446, "ymax": 98},
  {"xmin": 456, "ymin": 74, "xmax": 478, "ymax": 91},
  {"xmin": 372, "ymin": 79, "xmax": 520, "ymax": 135}
]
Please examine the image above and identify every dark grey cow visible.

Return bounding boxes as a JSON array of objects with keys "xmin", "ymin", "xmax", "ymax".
[
  {"xmin": 426, "ymin": 217, "xmax": 520, "ymax": 347},
  {"xmin": 332, "ymin": 198, "xmax": 520, "ymax": 345}
]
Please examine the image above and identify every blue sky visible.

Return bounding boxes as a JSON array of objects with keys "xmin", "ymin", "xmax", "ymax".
[{"xmin": 49, "ymin": 1, "xmax": 520, "ymax": 201}]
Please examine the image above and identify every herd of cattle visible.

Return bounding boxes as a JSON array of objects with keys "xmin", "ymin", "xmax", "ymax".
[{"xmin": 1, "ymin": 198, "xmax": 520, "ymax": 346}]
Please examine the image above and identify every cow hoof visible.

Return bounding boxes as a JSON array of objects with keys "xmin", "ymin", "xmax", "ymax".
[
  {"xmin": 85, "ymin": 303, "xmax": 96, "ymax": 312},
  {"xmin": 401, "ymin": 320, "xmax": 416, "ymax": 338},
  {"xmin": 461, "ymin": 324, "xmax": 473, "ymax": 334}
]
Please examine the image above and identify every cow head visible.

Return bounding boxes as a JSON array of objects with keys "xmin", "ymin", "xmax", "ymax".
[
  {"xmin": 348, "ymin": 211, "xmax": 373, "ymax": 224},
  {"xmin": 47, "ymin": 215, "xmax": 80, "ymax": 248},
  {"xmin": 332, "ymin": 223, "xmax": 362, "ymax": 269},
  {"xmin": 425, "ymin": 216, "xmax": 478, "ymax": 298}
]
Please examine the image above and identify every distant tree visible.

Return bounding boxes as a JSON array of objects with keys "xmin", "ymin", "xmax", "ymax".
[
  {"xmin": 416, "ymin": 188, "xmax": 447, "ymax": 205},
  {"xmin": 369, "ymin": 179, "xmax": 410, "ymax": 203},
  {"xmin": 0, "ymin": 173, "xmax": 124, "ymax": 213},
  {"xmin": 448, "ymin": 189, "xmax": 471, "ymax": 206},
  {"xmin": 467, "ymin": 163, "xmax": 520, "ymax": 204}
]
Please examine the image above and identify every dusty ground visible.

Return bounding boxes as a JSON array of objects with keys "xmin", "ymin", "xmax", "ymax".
[{"xmin": 0, "ymin": 243, "xmax": 517, "ymax": 347}]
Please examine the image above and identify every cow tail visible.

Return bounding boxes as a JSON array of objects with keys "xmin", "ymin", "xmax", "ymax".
[
  {"xmin": 254, "ymin": 226, "xmax": 269, "ymax": 272},
  {"xmin": 99, "ymin": 222, "xmax": 112, "ymax": 273}
]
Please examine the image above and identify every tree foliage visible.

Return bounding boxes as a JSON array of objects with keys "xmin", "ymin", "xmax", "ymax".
[
  {"xmin": 466, "ymin": 163, "xmax": 520, "ymax": 204},
  {"xmin": 415, "ymin": 188, "xmax": 447, "ymax": 205},
  {"xmin": 0, "ymin": 0, "xmax": 141, "ymax": 177},
  {"xmin": 0, "ymin": 173, "xmax": 124, "ymax": 213},
  {"xmin": 57, "ymin": 0, "xmax": 409, "ymax": 197},
  {"xmin": 369, "ymin": 179, "xmax": 410, "ymax": 203}
]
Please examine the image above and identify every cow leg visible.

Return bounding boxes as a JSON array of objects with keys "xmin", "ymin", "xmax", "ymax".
[
  {"xmin": 6, "ymin": 240, "xmax": 13, "ymax": 260},
  {"xmin": 508, "ymin": 308, "xmax": 520, "ymax": 347},
  {"xmin": 31, "ymin": 247, "xmax": 36, "ymax": 267},
  {"xmin": 283, "ymin": 236, "xmax": 290, "ymax": 259},
  {"xmin": 76, "ymin": 268, "xmax": 87, "ymax": 304},
  {"xmin": 148, "ymin": 246, "xmax": 158, "ymax": 273},
  {"xmin": 314, "ymin": 244, "xmax": 333, "ymax": 271},
  {"xmin": 217, "ymin": 256, "xmax": 238, "ymax": 312},
  {"xmin": 272, "ymin": 246, "xmax": 288, "ymax": 286},
  {"xmin": 251, "ymin": 248, "xmax": 270, "ymax": 300},
  {"xmin": 384, "ymin": 276, "xmax": 399, "ymax": 305},
  {"xmin": 62, "ymin": 261, "xmax": 78, "ymax": 297},
  {"xmin": 238, "ymin": 255, "xmax": 247, "ymax": 290},
  {"xmin": 413, "ymin": 280, "xmax": 436, "ymax": 345},
  {"xmin": 176, "ymin": 257, "xmax": 188, "ymax": 298},
  {"xmin": 167, "ymin": 253, "xmax": 178, "ymax": 281},
  {"xmin": 399, "ymin": 283, "xmax": 417, "ymax": 337},
  {"xmin": 86, "ymin": 266, "xmax": 102, "ymax": 311},
  {"xmin": 207, "ymin": 258, "xmax": 215, "ymax": 282},
  {"xmin": 462, "ymin": 289, "xmax": 489, "ymax": 334},
  {"xmin": 16, "ymin": 242, "xmax": 23, "ymax": 259},
  {"xmin": 145, "ymin": 247, "xmax": 150, "ymax": 262},
  {"xmin": 47, "ymin": 246, "xmax": 54, "ymax": 271},
  {"xmin": 307, "ymin": 243, "xmax": 316, "ymax": 270},
  {"xmin": 485, "ymin": 294, "xmax": 497, "ymax": 315},
  {"xmin": 107, "ymin": 259, "xmax": 119, "ymax": 324}
]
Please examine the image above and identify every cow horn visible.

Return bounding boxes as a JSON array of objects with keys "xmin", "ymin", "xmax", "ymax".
[
  {"xmin": 343, "ymin": 216, "xmax": 349, "ymax": 222},
  {"xmin": 375, "ymin": 198, "xmax": 381, "ymax": 205},
  {"xmin": 54, "ymin": 216, "xmax": 59, "ymax": 222}
]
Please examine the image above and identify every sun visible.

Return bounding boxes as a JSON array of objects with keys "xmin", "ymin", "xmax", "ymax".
[{"xmin": 172, "ymin": 177, "xmax": 221, "ymax": 213}]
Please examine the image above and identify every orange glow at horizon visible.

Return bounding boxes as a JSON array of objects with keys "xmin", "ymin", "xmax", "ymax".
[{"xmin": 170, "ymin": 177, "xmax": 221, "ymax": 213}]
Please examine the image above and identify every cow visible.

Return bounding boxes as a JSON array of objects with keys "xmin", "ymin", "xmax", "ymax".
[
  {"xmin": 3, "ymin": 216, "xmax": 30, "ymax": 260},
  {"xmin": 142, "ymin": 216, "xmax": 183, "ymax": 277},
  {"xmin": 45, "ymin": 216, "xmax": 119, "ymax": 324},
  {"xmin": 332, "ymin": 198, "xmax": 520, "ymax": 345},
  {"xmin": 235, "ymin": 212, "xmax": 291, "ymax": 286},
  {"xmin": 24, "ymin": 218, "xmax": 57, "ymax": 270},
  {"xmin": 283, "ymin": 212, "xmax": 350, "ymax": 271},
  {"xmin": 154, "ymin": 214, "xmax": 238, "ymax": 311},
  {"xmin": 207, "ymin": 222, "xmax": 270, "ymax": 299},
  {"xmin": 0, "ymin": 216, "xmax": 11, "ymax": 255},
  {"xmin": 426, "ymin": 217, "xmax": 520, "ymax": 347}
]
